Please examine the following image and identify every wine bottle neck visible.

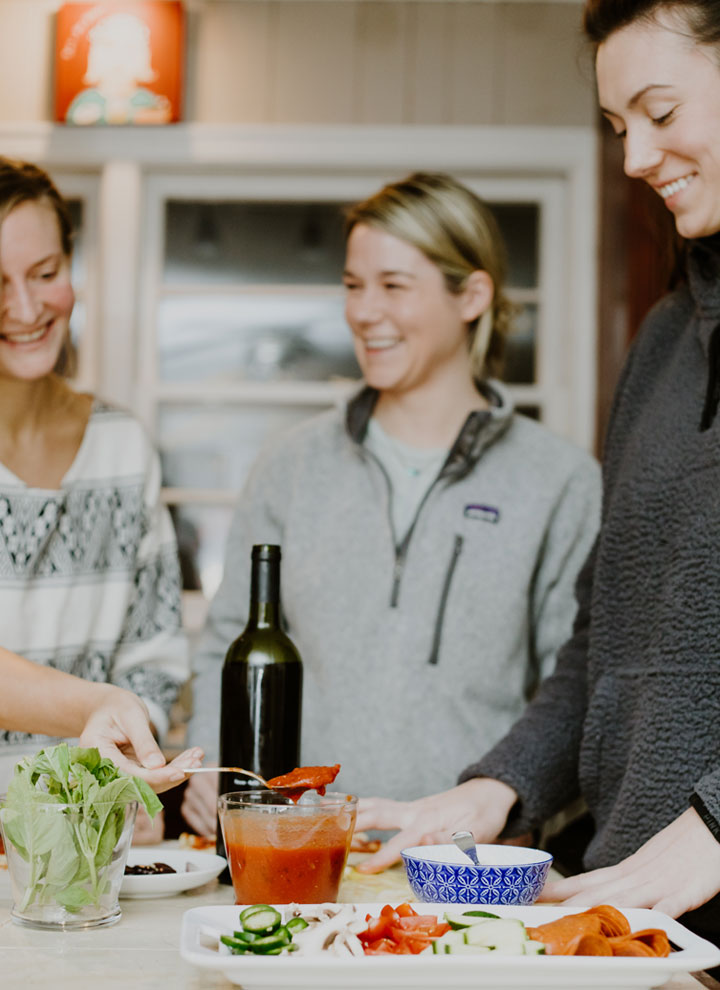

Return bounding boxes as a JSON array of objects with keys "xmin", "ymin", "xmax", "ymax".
[{"xmin": 248, "ymin": 557, "xmax": 280, "ymax": 629}]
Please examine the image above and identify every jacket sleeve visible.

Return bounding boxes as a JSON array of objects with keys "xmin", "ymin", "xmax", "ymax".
[
  {"xmin": 528, "ymin": 457, "xmax": 601, "ymax": 691},
  {"xmin": 458, "ymin": 537, "xmax": 596, "ymax": 835},
  {"xmin": 458, "ymin": 328, "xmax": 651, "ymax": 835},
  {"xmin": 186, "ymin": 447, "xmax": 286, "ymax": 760},
  {"xmin": 111, "ymin": 444, "xmax": 189, "ymax": 741}
]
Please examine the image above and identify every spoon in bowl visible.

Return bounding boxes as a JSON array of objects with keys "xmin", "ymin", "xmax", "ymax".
[{"xmin": 452, "ymin": 829, "xmax": 481, "ymax": 867}]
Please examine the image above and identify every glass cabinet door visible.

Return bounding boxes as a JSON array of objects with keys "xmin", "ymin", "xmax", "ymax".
[{"xmin": 141, "ymin": 178, "xmax": 560, "ymax": 591}]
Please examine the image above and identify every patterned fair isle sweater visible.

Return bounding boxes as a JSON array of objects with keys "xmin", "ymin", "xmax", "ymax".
[
  {"xmin": 466, "ymin": 233, "xmax": 720, "ymax": 872},
  {"xmin": 0, "ymin": 400, "xmax": 188, "ymax": 779}
]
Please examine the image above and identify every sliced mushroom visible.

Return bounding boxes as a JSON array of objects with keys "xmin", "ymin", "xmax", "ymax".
[
  {"xmin": 329, "ymin": 930, "xmax": 365, "ymax": 957},
  {"xmin": 291, "ymin": 906, "xmax": 360, "ymax": 956}
]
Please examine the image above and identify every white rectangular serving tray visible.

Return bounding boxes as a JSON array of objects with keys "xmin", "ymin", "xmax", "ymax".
[{"xmin": 179, "ymin": 901, "xmax": 720, "ymax": 989}]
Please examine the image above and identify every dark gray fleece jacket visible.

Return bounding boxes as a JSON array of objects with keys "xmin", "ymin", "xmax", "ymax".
[{"xmin": 466, "ymin": 234, "xmax": 720, "ymax": 869}]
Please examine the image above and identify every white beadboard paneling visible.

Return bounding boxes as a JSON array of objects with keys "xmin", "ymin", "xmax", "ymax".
[
  {"xmin": 354, "ymin": 1, "xmax": 408, "ymax": 123},
  {"xmin": 449, "ymin": 2, "xmax": 499, "ymax": 124},
  {"xmin": 0, "ymin": 0, "xmax": 55, "ymax": 122},
  {"xmin": 0, "ymin": 1, "xmax": 593, "ymax": 128},
  {"xmin": 194, "ymin": 0, "xmax": 272, "ymax": 121},
  {"xmin": 269, "ymin": 1, "xmax": 358, "ymax": 122},
  {"xmin": 405, "ymin": 1, "xmax": 452, "ymax": 122},
  {"xmin": 496, "ymin": 2, "xmax": 594, "ymax": 125}
]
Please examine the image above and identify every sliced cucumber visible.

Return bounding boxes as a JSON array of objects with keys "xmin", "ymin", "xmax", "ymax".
[
  {"xmin": 444, "ymin": 910, "xmax": 499, "ymax": 929},
  {"xmin": 431, "ymin": 929, "xmax": 468, "ymax": 953},
  {"xmin": 239, "ymin": 905, "xmax": 283, "ymax": 934},
  {"xmin": 464, "ymin": 918, "xmax": 528, "ymax": 954},
  {"xmin": 443, "ymin": 942, "xmax": 493, "ymax": 955},
  {"xmin": 246, "ymin": 927, "xmax": 292, "ymax": 953},
  {"xmin": 523, "ymin": 939, "xmax": 546, "ymax": 955},
  {"xmin": 232, "ymin": 929, "xmax": 258, "ymax": 943},
  {"xmin": 220, "ymin": 934, "xmax": 254, "ymax": 954},
  {"xmin": 286, "ymin": 916, "xmax": 310, "ymax": 935}
]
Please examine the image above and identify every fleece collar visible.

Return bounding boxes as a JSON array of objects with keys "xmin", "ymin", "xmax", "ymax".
[
  {"xmin": 688, "ymin": 235, "xmax": 720, "ymax": 430},
  {"xmin": 688, "ymin": 234, "xmax": 720, "ymax": 353},
  {"xmin": 345, "ymin": 380, "xmax": 515, "ymax": 479}
]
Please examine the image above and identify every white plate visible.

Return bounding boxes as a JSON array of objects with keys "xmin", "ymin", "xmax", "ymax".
[
  {"xmin": 121, "ymin": 849, "xmax": 226, "ymax": 899},
  {"xmin": 179, "ymin": 902, "xmax": 720, "ymax": 989}
]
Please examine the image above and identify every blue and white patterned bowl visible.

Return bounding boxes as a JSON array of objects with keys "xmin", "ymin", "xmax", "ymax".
[{"xmin": 401, "ymin": 843, "xmax": 552, "ymax": 905}]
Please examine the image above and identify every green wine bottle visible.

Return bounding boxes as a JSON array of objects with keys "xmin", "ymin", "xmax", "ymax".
[{"xmin": 216, "ymin": 545, "xmax": 303, "ymax": 867}]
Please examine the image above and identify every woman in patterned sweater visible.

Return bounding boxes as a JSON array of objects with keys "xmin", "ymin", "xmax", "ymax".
[
  {"xmin": 0, "ymin": 158, "xmax": 189, "ymax": 807},
  {"xmin": 0, "ymin": 646, "xmax": 201, "ymax": 790}
]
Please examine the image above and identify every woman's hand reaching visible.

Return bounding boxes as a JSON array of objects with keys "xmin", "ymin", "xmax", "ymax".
[
  {"xmin": 354, "ymin": 777, "xmax": 518, "ymax": 873},
  {"xmin": 79, "ymin": 687, "xmax": 203, "ymax": 793},
  {"xmin": 539, "ymin": 807, "xmax": 720, "ymax": 918}
]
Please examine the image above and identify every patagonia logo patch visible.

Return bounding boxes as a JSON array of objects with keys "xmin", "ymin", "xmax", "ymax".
[{"xmin": 464, "ymin": 504, "xmax": 500, "ymax": 524}]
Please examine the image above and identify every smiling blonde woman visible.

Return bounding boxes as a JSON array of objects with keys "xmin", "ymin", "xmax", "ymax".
[{"xmin": 183, "ymin": 172, "xmax": 601, "ymax": 838}]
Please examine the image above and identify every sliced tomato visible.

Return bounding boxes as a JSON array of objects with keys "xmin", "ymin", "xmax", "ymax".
[
  {"xmin": 363, "ymin": 937, "xmax": 405, "ymax": 955},
  {"xmin": 359, "ymin": 904, "xmax": 446, "ymax": 955},
  {"xmin": 395, "ymin": 915, "xmax": 446, "ymax": 932},
  {"xmin": 389, "ymin": 928, "xmax": 434, "ymax": 954},
  {"xmin": 392, "ymin": 941, "xmax": 415, "ymax": 954},
  {"xmin": 357, "ymin": 916, "xmax": 394, "ymax": 942},
  {"xmin": 395, "ymin": 902, "xmax": 418, "ymax": 918}
]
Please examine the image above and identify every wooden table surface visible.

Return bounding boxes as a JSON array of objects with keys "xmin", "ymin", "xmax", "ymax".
[{"xmin": 0, "ymin": 848, "xmax": 717, "ymax": 990}]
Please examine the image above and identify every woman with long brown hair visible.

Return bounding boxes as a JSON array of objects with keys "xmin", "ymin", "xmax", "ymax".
[{"xmin": 357, "ymin": 0, "xmax": 720, "ymax": 951}]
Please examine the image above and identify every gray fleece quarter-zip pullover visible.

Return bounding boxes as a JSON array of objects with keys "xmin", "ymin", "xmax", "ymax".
[
  {"xmin": 468, "ymin": 235, "xmax": 720, "ymax": 875},
  {"xmin": 188, "ymin": 381, "xmax": 600, "ymax": 801}
]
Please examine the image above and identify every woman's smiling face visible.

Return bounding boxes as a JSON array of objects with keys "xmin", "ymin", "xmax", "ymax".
[
  {"xmin": 0, "ymin": 199, "xmax": 74, "ymax": 382},
  {"xmin": 343, "ymin": 223, "xmax": 487, "ymax": 397},
  {"xmin": 597, "ymin": 10, "xmax": 720, "ymax": 239}
]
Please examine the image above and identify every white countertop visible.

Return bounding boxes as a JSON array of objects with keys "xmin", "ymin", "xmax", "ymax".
[
  {"xmin": 0, "ymin": 880, "xmax": 232, "ymax": 988},
  {"xmin": 0, "ymin": 852, "xmax": 714, "ymax": 990},
  {"xmin": 0, "ymin": 845, "xmax": 418, "ymax": 988}
]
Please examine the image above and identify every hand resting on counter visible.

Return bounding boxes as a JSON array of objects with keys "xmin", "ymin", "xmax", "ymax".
[
  {"xmin": 539, "ymin": 807, "xmax": 720, "ymax": 918},
  {"xmin": 354, "ymin": 777, "xmax": 518, "ymax": 873}
]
